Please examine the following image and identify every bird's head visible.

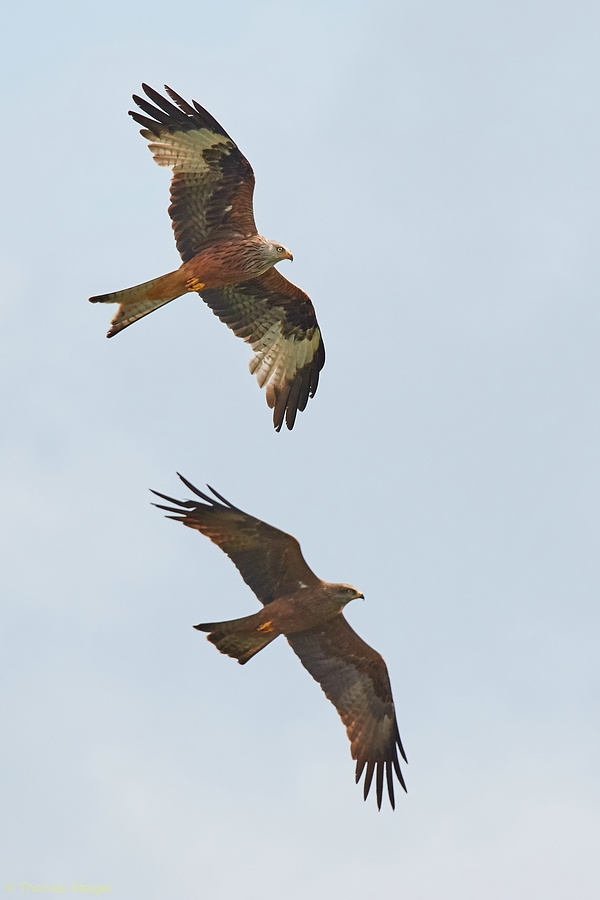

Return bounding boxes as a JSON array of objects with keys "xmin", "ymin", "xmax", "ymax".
[
  {"xmin": 335, "ymin": 584, "xmax": 365, "ymax": 606},
  {"xmin": 263, "ymin": 238, "xmax": 293, "ymax": 264}
]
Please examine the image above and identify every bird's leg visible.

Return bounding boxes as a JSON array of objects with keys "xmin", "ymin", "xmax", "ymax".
[{"xmin": 185, "ymin": 276, "xmax": 205, "ymax": 292}]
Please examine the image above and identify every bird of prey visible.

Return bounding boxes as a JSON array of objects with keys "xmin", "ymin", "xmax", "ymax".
[
  {"xmin": 152, "ymin": 474, "xmax": 407, "ymax": 809},
  {"xmin": 89, "ymin": 84, "xmax": 325, "ymax": 431}
]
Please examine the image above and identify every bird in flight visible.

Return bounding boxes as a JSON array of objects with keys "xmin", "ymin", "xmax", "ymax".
[
  {"xmin": 152, "ymin": 474, "xmax": 407, "ymax": 809},
  {"xmin": 90, "ymin": 84, "xmax": 325, "ymax": 431}
]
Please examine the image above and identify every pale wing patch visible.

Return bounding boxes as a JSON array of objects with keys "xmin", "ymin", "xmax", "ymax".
[
  {"xmin": 141, "ymin": 128, "xmax": 234, "ymax": 172},
  {"xmin": 248, "ymin": 322, "xmax": 321, "ymax": 393}
]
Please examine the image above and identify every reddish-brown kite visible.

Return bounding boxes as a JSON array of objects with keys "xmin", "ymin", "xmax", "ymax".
[
  {"xmin": 90, "ymin": 84, "xmax": 325, "ymax": 431},
  {"xmin": 152, "ymin": 475, "xmax": 407, "ymax": 809}
]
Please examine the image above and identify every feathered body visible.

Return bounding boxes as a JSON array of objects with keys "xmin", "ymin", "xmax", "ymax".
[
  {"xmin": 90, "ymin": 84, "xmax": 325, "ymax": 430},
  {"xmin": 153, "ymin": 475, "xmax": 408, "ymax": 810},
  {"xmin": 196, "ymin": 582, "xmax": 362, "ymax": 665}
]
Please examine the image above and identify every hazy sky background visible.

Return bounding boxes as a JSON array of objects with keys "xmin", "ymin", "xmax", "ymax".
[{"xmin": 1, "ymin": 1, "xmax": 599, "ymax": 897}]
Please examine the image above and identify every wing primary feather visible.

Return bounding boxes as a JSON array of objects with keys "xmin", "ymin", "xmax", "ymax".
[
  {"xmin": 151, "ymin": 503, "xmax": 191, "ymax": 517},
  {"xmin": 273, "ymin": 383, "xmax": 291, "ymax": 432},
  {"xmin": 309, "ymin": 344, "xmax": 325, "ymax": 397},
  {"xmin": 206, "ymin": 484, "xmax": 240, "ymax": 510},
  {"xmin": 149, "ymin": 490, "xmax": 196, "ymax": 508},
  {"xmin": 164, "ymin": 85, "xmax": 198, "ymax": 116},
  {"xmin": 131, "ymin": 94, "xmax": 175, "ymax": 126},
  {"xmin": 386, "ymin": 762, "xmax": 396, "ymax": 810},
  {"xmin": 175, "ymin": 473, "xmax": 223, "ymax": 506},
  {"xmin": 376, "ymin": 763, "xmax": 385, "ymax": 810},
  {"xmin": 149, "ymin": 490, "xmax": 182, "ymax": 505},
  {"xmin": 163, "ymin": 86, "xmax": 229, "ymax": 135},
  {"xmin": 285, "ymin": 408, "xmax": 298, "ymax": 431},
  {"xmin": 177, "ymin": 472, "xmax": 229, "ymax": 512},
  {"xmin": 140, "ymin": 83, "xmax": 189, "ymax": 124},
  {"xmin": 191, "ymin": 99, "xmax": 231, "ymax": 136},
  {"xmin": 363, "ymin": 761, "xmax": 376, "ymax": 801},
  {"xmin": 285, "ymin": 404, "xmax": 298, "ymax": 431},
  {"xmin": 174, "ymin": 474, "xmax": 245, "ymax": 514},
  {"xmin": 156, "ymin": 475, "xmax": 243, "ymax": 516},
  {"xmin": 397, "ymin": 724, "xmax": 408, "ymax": 763},
  {"xmin": 128, "ymin": 111, "xmax": 162, "ymax": 135},
  {"xmin": 309, "ymin": 369, "xmax": 320, "ymax": 398},
  {"xmin": 284, "ymin": 377, "xmax": 303, "ymax": 431},
  {"xmin": 392, "ymin": 754, "xmax": 407, "ymax": 791},
  {"xmin": 297, "ymin": 367, "xmax": 312, "ymax": 413},
  {"xmin": 355, "ymin": 758, "xmax": 366, "ymax": 784}
]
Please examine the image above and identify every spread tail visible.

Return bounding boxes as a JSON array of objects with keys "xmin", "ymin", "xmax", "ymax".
[
  {"xmin": 194, "ymin": 611, "xmax": 279, "ymax": 665},
  {"xmin": 89, "ymin": 269, "xmax": 188, "ymax": 337}
]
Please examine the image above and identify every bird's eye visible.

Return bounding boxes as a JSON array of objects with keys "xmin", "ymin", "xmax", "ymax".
[{"xmin": 277, "ymin": 246, "xmax": 284, "ymax": 253}]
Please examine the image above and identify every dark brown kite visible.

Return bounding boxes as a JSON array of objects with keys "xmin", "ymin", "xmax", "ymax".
[
  {"xmin": 90, "ymin": 84, "xmax": 325, "ymax": 430},
  {"xmin": 152, "ymin": 474, "xmax": 407, "ymax": 809}
]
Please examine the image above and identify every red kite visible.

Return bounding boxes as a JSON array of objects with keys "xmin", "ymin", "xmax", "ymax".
[
  {"xmin": 90, "ymin": 84, "xmax": 325, "ymax": 431},
  {"xmin": 152, "ymin": 475, "xmax": 407, "ymax": 809}
]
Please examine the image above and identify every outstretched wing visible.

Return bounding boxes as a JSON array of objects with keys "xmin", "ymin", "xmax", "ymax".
[
  {"xmin": 200, "ymin": 267, "xmax": 325, "ymax": 431},
  {"xmin": 130, "ymin": 84, "xmax": 257, "ymax": 262},
  {"xmin": 152, "ymin": 475, "xmax": 321, "ymax": 604},
  {"xmin": 286, "ymin": 616, "xmax": 407, "ymax": 809}
]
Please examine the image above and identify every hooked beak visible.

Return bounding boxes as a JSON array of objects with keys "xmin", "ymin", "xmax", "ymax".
[{"xmin": 286, "ymin": 251, "xmax": 294, "ymax": 262}]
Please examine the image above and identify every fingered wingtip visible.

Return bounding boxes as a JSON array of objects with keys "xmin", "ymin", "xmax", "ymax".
[
  {"xmin": 176, "ymin": 473, "xmax": 216, "ymax": 504},
  {"xmin": 205, "ymin": 483, "xmax": 236, "ymax": 508},
  {"xmin": 356, "ymin": 755, "xmax": 404, "ymax": 809}
]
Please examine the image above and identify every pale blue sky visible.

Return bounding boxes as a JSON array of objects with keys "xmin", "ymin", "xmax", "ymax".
[{"xmin": 1, "ymin": 1, "xmax": 599, "ymax": 897}]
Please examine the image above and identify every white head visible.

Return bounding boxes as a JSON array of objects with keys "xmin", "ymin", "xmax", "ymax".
[{"xmin": 260, "ymin": 237, "xmax": 294, "ymax": 264}]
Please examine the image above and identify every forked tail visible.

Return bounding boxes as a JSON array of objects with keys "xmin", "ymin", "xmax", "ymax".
[{"xmin": 89, "ymin": 269, "xmax": 188, "ymax": 337}]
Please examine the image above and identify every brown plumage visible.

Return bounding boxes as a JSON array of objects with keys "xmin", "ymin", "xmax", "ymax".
[
  {"xmin": 152, "ymin": 474, "xmax": 407, "ymax": 810},
  {"xmin": 89, "ymin": 84, "xmax": 325, "ymax": 431}
]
